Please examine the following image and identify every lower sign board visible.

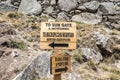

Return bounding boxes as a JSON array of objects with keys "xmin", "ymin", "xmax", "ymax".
[{"xmin": 50, "ymin": 54, "xmax": 71, "ymax": 75}]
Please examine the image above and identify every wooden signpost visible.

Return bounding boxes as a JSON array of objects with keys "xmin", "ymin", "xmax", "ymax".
[{"xmin": 40, "ymin": 22, "xmax": 76, "ymax": 80}]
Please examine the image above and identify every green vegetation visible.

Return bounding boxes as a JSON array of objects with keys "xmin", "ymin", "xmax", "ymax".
[
  {"xmin": 104, "ymin": 53, "xmax": 120, "ymax": 63},
  {"xmin": 73, "ymin": 53, "xmax": 84, "ymax": 63},
  {"xmin": 10, "ymin": 41, "xmax": 26, "ymax": 49},
  {"xmin": 8, "ymin": 12, "xmax": 23, "ymax": 19},
  {"xmin": 14, "ymin": 68, "xmax": 20, "ymax": 73}
]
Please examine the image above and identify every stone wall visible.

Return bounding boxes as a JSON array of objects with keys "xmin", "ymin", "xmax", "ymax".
[{"xmin": 0, "ymin": 0, "xmax": 118, "ymax": 29}]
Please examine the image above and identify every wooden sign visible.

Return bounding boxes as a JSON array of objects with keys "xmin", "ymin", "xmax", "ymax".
[
  {"xmin": 40, "ymin": 22, "xmax": 76, "ymax": 49},
  {"xmin": 50, "ymin": 54, "xmax": 71, "ymax": 75}
]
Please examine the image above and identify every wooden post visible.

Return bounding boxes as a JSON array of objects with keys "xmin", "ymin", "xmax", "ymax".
[
  {"xmin": 54, "ymin": 74, "xmax": 61, "ymax": 80},
  {"xmin": 53, "ymin": 50, "xmax": 62, "ymax": 80}
]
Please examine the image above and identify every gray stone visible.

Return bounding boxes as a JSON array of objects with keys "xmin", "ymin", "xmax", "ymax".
[
  {"xmin": 18, "ymin": 0, "xmax": 42, "ymax": 15},
  {"xmin": 83, "ymin": 1, "xmax": 100, "ymax": 12},
  {"xmin": 50, "ymin": 0, "xmax": 56, "ymax": 5},
  {"xmin": 93, "ymin": 32, "xmax": 114, "ymax": 53},
  {"xmin": 81, "ymin": 48, "xmax": 103, "ymax": 64},
  {"xmin": 77, "ymin": 0, "xmax": 91, "ymax": 4},
  {"xmin": 111, "ymin": 23, "xmax": 120, "ymax": 30},
  {"xmin": 71, "ymin": 13, "xmax": 102, "ymax": 24},
  {"xmin": 0, "ymin": 2, "xmax": 16, "ymax": 12},
  {"xmin": 13, "ymin": 51, "xmax": 51, "ymax": 80},
  {"xmin": 44, "ymin": 6, "xmax": 54, "ymax": 14},
  {"xmin": 115, "ymin": 2, "xmax": 120, "ymax": 14},
  {"xmin": 42, "ymin": 0, "xmax": 50, "ymax": 5},
  {"xmin": 11, "ymin": 49, "xmax": 19, "ymax": 58},
  {"xmin": 78, "ymin": 6, "xmax": 86, "ymax": 11},
  {"xmin": 99, "ymin": 2, "xmax": 116, "ymax": 15},
  {"xmin": 57, "ymin": 12, "xmax": 70, "ymax": 21},
  {"xmin": 58, "ymin": 0, "xmax": 77, "ymax": 12},
  {"xmin": 104, "ymin": 21, "xmax": 113, "ymax": 29}
]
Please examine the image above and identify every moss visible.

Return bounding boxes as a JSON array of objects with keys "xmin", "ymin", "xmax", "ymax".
[{"xmin": 8, "ymin": 12, "xmax": 23, "ymax": 19}]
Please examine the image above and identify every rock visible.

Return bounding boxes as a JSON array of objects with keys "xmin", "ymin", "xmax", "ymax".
[
  {"xmin": 13, "ymin": 51, "xmax": 51, "ymax": 80},
  {"xmin": 93, "ymin": 32, "xmax": 114, "ymax": 53},
  {"xmin": 58, "ymin": 0, "xmax": 77, "ymax": 12},
  {"xmin": 83, "ymin": 1, "xmax": 100, "ymax": 12},
  {"xmin": 0, "ymin": 2, "xmax": 16, "ymax": 12},
  {"xmin": 42, "ymin": 0, "xmax": 50, "ymax": 5},
  {"xmin": 0, "ymin": 49, "xmax": 4, "ymax": 58},
  {"xmin": 115, "ymin": 60, "xmax": 120, "ymax": 69},
  {"xmin": 78, "ymin": 6, "xmax": 86, "ymax": 11},
  {"xmin": 44, "ymin": 6, "xmax": 53, "ymax": 14},
  {"xmin": 74, "ymin": 10, "xmax": 81, "ymax": 14},
  {"xmin": 104, "ymin": 21, "xmax": 113, "ymax": 29},
  {"xmin": 71, "ymin": 13, "xmax": 102, "ymax": 24},
  {"xmin": 111, "ymin": 23, "xmax": 120, "ymax": 30},
  {"xmin": 81, "ymin": 48, "xmax": 103, "ymax": 64},
  {"xmin": 115, "ymin": 2, "xmax": 120, "ymax": 14},
  {"xmin": 77, "ymin": 0, "xmax": 91, "ymax": 4},
  {"xmin": 50, "ymin": 0, "xmax": 56, "ymax": 5},
  {"xmin": 57, "ymin": 12, "xmax": 70, "ymax": 21},
  {"xmin": 18, "ymin": 0, "xmax": 42, "ymax": 15},
  {"xmin": 68, "ymin": 72, "xmax": 82, "ymax": 80},
  {"xmin": 99, "ymin": 2, "xmax": 116, "ymax": 15},
  {"xmin": 11, "ymin": 49, "xmax": 19, "ymax": 58},
  {"xmin": 0, "ymin": 37, "xmax": 11, "ymax": 47}
]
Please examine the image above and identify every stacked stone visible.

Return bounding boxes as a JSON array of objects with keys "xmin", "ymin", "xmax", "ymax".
[{"xmin": 0, "ymin": 0, "xmax": 120, "ymax": 29}]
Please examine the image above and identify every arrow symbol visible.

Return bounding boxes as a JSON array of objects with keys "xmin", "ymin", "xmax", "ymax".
[
  {"xmin": 55, "ymin": 66, "xmax": 68, "ymax": 72},
  {"xmin": 49, "ymin": 42, "xmax": 68, "ymax": 48}
]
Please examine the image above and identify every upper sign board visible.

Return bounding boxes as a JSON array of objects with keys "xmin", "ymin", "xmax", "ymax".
[{"xmin": 40, "ymin": 22, "xmax": 76, "ymax": 49}]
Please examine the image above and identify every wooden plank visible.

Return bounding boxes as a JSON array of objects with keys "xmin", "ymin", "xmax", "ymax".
[
  {"xmin": 40, "ymin": 22, "xmax": 77, "ymax": 50},
  {"xmin": 40, "ymin": 42, "xmax": 76, "ymax": 49},
  {"xmin": 54, "ymin": 74, "xmax": 61, "ymax": 80},
  {"xmin": 50, "ymin": 54, "xmax": 71, "ymax": 75}
]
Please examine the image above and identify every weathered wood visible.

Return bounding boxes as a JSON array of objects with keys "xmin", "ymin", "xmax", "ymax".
[
  {"xmin": 50, "ymin": 53, "xmax": 71, "ymax": 75},
  {"xmin": 54, "ymin": 74, "xmax": 61, "ymax": 80},
  {"xmin": 40, "ymin": 42, "xmax": 76, "ymax": 49},
  {"xmin": 40, "ymin": 22, "xmax": 76, "ymax": 50}
]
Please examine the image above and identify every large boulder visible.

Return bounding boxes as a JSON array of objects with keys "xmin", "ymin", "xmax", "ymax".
[
  {"xmin": 99, "ymin": 2, "xmax": 116, "ymax": 15},
  {"xmin": 18, "ymin": 0, "xmax": 42, "ymax": 15},
  {"xmin": 93, "ymin": 32, "xmax": 114, "ymax": 53},
  {"xmin": 83, "ymin": 1, "xmax": 100, "ymax": 12},
  {"xmin": 81, "ymin": 48, "xmax": 103, "ymax": 64},
  {"xmin": 0, "ymin": 2, "xmax": 16, "ymax": 12},
  {"xmin": 58, "ymin": 0, "xmax": 77, "ymax": 12},
  {"xmin": 13, "ymin": 51, "xmax": 51, "ymax": 80},
  {"xmin": 44, "ymin": 6, "xmax": 53, "ymax": 14},
  {"xmin": 71, "ymin": 13, "xmax": 102, "ymax": 24}
]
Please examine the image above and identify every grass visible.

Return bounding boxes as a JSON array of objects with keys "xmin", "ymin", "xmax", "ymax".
[
  {"xmin": 73, "ymin": 53, "xmax": 84, "ymax": 63},
  {"xmin": 103, "ymin": 53, "xmax": 120, "ymax": 64},
  {"xmin": 8, "ymin": 12, "xmax": 24, "ymax": 19},
  {"xmin": 10, "ymin": 41, "xmax": 26, "ymax": 49},
  {"xmin": 99, "ymin": 63, "xmax": 120, "ymax": 76},
  {"xmin": 14, "ymin": 68, "xmax": 20, "ymax": 73}
]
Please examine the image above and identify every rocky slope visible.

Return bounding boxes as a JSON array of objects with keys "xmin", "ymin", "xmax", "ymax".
[{"xmin": 0, "ymin": 0, "xmax": 120, "ymax": 80}]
